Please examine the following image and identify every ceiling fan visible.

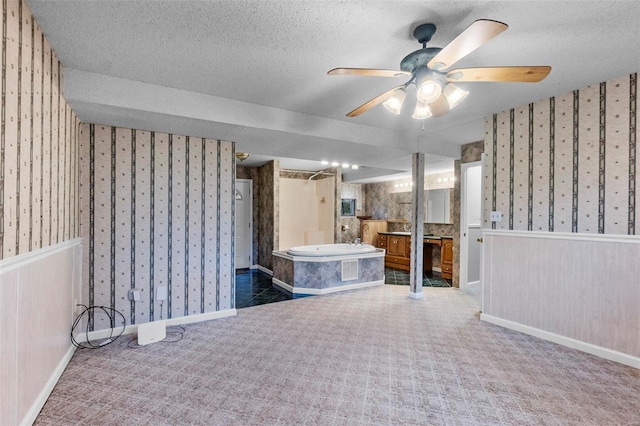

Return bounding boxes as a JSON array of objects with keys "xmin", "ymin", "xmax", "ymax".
[{"xmin": 328, "ymin": 19, "xmax": 551, "ymax": 119}]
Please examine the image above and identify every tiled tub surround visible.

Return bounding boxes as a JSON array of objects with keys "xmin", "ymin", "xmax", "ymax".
[{"xmin": 272, "ymin": 249, "xmax": 385, "ymax": 294}]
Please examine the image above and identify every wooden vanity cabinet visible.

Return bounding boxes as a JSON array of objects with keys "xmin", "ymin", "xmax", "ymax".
[
  {"xmin": 379, "ymin": 233, "xmax": 454, "ymax": 278},
  {"xmin": 387, "ymin": 235, "xmax": 406, "ymax": 257},
  {"xmin": 384, "ymin": 234, "xmax": 411, "ymax": 271},
  {"xmin": 376, "ymin": 234, "xmax": 388, "ymax": 250}
]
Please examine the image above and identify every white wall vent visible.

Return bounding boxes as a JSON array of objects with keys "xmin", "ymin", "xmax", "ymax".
[{"xmin": 341, "ymin": 259, "xmax": 359, "ymax": 281}]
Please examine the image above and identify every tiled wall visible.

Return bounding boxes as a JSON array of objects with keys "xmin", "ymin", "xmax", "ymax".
[
  {"xmin": 1, "ymin": 0, "xmax": 80, "ymax": 260},
  {"xmin": 79, "ymin": 124, "xmax": 236, "ymax": 330},
  {"xmin": 483, "ymin": 73, "xmax": 638, "ymax": 235}
]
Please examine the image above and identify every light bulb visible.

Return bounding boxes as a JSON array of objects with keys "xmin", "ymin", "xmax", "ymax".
[
  {"xmin": 342, "ymin": 163, "xmax": 349, "ymax": 168},
  {"xmin": 331, "ymin": 162, "xmax": 339, "ymax": 167},
  {"xmin": 321, "ymin": 160, "xmax": 329, "ymax": 165},
  {"xmin": 351, "ymin": 165, "xmax": 359, "ymax": 170},
  {"xmin": 416, "ymin": 79, "xmax": 442, "ymax": 104}
]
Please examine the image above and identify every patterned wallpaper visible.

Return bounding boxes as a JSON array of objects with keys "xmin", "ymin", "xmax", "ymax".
[
  {"xmin": 79, "ymin": 124, "xmax": 235, "ymax": 330},
  {"xmin": 484, "ymin": 73, "xmax": 638, "ymax": 235},
  {"xmin": 340, "ymin": 182, "xmax": 364, "ymax": 243},
  {"xmin": 1, "ymin": 0, "xmax": 80, "ymax": 260}
]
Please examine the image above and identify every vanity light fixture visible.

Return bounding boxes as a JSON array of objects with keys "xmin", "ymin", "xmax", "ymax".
[
  {"xmin": 235, "ymin": 152, "xmax": 250, "ymax": 162},
  {"xmin": 321, "ymin": 161, "xmax": 359, "ymax": 169}
]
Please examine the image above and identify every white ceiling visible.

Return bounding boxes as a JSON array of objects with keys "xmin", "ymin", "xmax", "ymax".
[{"xmin": 27, "ymin": 1, "xmax": 640, "ymax": 182}]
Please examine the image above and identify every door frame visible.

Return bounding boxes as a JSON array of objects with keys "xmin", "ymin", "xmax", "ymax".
[
  {"xmin": 235, "ymin": 178, "xmax": 253, "ymax": 269},
  {"xmin": 459, "ymin": 161, "xmax": 482, "ymax": 291}
]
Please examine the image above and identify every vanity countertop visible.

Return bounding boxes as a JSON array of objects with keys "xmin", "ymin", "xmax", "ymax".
[{"xmin": 378, "ymin": 232, "xmax": 453, "ymax": 239}]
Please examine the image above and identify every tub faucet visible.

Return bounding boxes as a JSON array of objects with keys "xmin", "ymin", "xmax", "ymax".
[{"xmin": 354, "ymin": 238, "xmax": 362, "ymax": 245}]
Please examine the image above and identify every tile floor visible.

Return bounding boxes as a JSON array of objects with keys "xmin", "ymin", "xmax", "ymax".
[
  {"xmin": 385, "ymin": 267, "xmax": 452, "ymax": 287},
  {"xmin": 235, "ymin": 269, "xmax": 310, "ymax": 309},
  {"xmin": 236, "ymin": 267, "xmax": 450, "ymax": 310}
]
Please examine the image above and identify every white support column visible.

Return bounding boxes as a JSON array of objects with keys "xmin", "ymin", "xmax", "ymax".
[{"xmin": 409, "ymin": 152, "xmax": 425, "ymax": 299}]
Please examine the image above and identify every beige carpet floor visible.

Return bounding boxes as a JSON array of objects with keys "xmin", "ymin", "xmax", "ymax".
[{"xmin": 36, "ymin": 285, "xmax": 640, "ymax": 425}]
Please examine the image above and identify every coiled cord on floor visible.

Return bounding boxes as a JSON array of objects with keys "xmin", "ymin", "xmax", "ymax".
[{"xmin": 71, "ymin": 305, "xmax": 126, "ymax": 349}]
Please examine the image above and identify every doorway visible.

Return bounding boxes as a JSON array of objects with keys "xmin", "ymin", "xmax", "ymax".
[
  {"xmin": 235, "ymin": 179, "xmax": 253, "ymax": 269},
  {"xmin": 460, "ymin": 162, "xmax": 482, "ymax": 305}
]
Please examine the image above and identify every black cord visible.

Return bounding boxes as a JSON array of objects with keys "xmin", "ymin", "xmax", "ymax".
[
  {"xmin": 71, "ymin": 305, "xmax": 126, "ymax": 349},
  {"xmin": 126, "ymin": 325, "xmax": 186, "ymax": 349}
]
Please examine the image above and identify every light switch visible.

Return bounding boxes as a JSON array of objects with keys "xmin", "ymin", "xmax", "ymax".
[{"xmin": 490, "ymin": 211, "xmax": 503, "ymax": 222}]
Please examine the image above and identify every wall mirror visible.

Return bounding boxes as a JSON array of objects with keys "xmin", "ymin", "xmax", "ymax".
[{"xmin": 426, "ymin": 188, "xmax": 452, "ymax": 224}]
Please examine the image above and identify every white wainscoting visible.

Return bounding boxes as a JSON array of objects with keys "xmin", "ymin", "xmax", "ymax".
[
  {"xmin": 481, "ymin": 230, "xmax": 640, "ymax": 368},
  {"xmin": 0, "ymin": 239, "xmax": 82, "ymax": 425}
]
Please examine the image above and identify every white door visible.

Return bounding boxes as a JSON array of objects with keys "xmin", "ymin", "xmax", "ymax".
[
  {"xmin": 460, "ymin": 162, "xmax": 482, "ymax": 304},
  {"xmin": 235, "ymin": 179, "xmax": 252, "ymax": 269}
]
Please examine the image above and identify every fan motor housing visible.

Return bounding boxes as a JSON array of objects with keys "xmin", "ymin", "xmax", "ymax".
[{"xmin": 400, "ymin": 47, "xmax": 442, "ymax": 73}]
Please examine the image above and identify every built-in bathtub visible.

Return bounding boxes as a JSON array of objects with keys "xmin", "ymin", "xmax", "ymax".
[
  {"xmin": 287, "ymin": 243, "xmax": 377, "ymax": 257},
  {"xmin": 272, "ymin": 244, "xmax": 385, "ymax": 295}
]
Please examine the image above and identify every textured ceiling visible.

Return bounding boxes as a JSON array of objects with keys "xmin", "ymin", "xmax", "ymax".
[{"xmin": 27, "ymin": 1, "xmax": 640, "ymax": 182}]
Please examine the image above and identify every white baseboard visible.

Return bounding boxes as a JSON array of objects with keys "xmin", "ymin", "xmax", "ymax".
[
  {"xmin": 22, "ymin": 344, "xmax": 76, "ymax": 426},
  {"xmin": 75, "ymin": 309, "xmax": 237, "ymax": 343},
  {"xmin": 272, "ymin": 278, "xmax": 295, "ymax": 293},
  {"xmin": 252, "ymin": 264, "xmax": 273, "ymax": 275},
  {"xmin": 481, "ymin": 314, "xmax": 640, "ymax": 369},
  {"xmin": 272, "ymin": 277, "xmax": 383, "ymax": 295}
]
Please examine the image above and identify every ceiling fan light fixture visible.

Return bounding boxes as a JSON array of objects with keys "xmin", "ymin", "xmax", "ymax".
[
  {"xmin": 412, "ymin": 100, "xmax": 432, "ymax": 120},
  {"xmin": 382, "ymin": 87, "xmax": 407, "ymax": 115},
  {"xmin": 443, "ymin": 83, "xmax": 469, "ymax": 110}
]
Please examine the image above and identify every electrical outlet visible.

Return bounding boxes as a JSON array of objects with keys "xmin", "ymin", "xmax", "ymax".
[
  {"xmin": 490, "ymin": 211, "xmax": 503, "ymax": 222},
  {"xmin": 156, "ymin": 286, "xmax": 167, "ymax": 301},
  {"xmin": 128, "ymin": 289, "xmax": 141, "ymax": 301}
]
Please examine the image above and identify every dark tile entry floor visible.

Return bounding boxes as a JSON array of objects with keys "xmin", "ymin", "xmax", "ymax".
[
  {"xmin": 235, "ymin": 267, "xmax": 450, "ymax": 309},
  {"xmin": 385, "ymin": 267, "xmax": 452, "ymax": 287},
  {"xmin": 235, "ymin": 269, "xmax": 311, "ymax": 309}
]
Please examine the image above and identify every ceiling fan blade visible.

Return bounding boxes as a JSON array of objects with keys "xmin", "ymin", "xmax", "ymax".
[
  {"xmin": 346, "ymin": 85, "xmax": 405, "ymax": 117},
  {"xmin": 328, "ymin": 68, "xmax": 411, "ymax": 78},
  {"xmin": 427, "ymin": 19, "xmax": 508, "ymax": 71},
  {"xmin": 429, "ymin": 93, "xmax": 450, "ymax": 117},
  {"xmin": 446, "ymin": 66, "xmax": 552, "ymax": 82}
]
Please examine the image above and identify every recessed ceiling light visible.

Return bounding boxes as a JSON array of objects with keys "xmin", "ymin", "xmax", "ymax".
[
  {"xmin": 321, "ymin": 160, "xmax": 329, "ymax": 165},
  {"xmin": 342, "ymin": 163, "xmax": 349, "ymax": 168},
  {"xmin": 331, "ymin": 162, "xmax": 339, "ymax": 167},
  {"xmin": 351, "ymin": 165, "xmax": 359, "ymax": 170}
]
